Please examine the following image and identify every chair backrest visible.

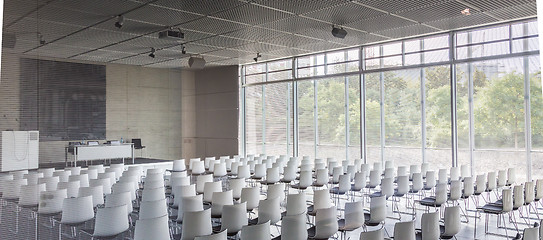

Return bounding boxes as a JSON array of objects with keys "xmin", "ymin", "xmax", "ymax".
[
  {"xmin": 328, "ymin": 161, "xmax": 338, "ymax": 175},
  {"xmin": 332, "ymin": 166, "xmax": 343, "ymax": 182},
  {"xmin": 241, "ymin": 187, "xmax": 260, "ymax": 211},
  {"xmin": 497, "ymin": 170, "xmax": 507, "ymax": 187},
  {"xmin": 435, "ymin": 183, "xmax": 448, "ymax": 205},
  {"xmin": 314, "ymin": 206, "xmax": 338, "ymax": 239},
  {"xmin": 93, "ymin": 205, "xmax": 129, "ymax": 237},
  {"xmin": 381, "ymin": 177, "xmax": 394, "ymax": 198},
  {"xmin": 425, "ymin": 171, "xmax": 436, "ymax": 189},
  {"xmin": 522, "ymin": 226, "xmax": 540, "ymax": 240},
  {"xmin": 178, "ymin": 195, "xmax": 204, "ymax": 222},
  {"xmin": 105, "ymin": 167, "xmax": 123, "ymax": 180},
  {"xmin": 66, "ymin": 167, "xmax": 81, "ymax": 176},
  {"xmin": 525, "ymin": 181, "xmax": 535, "ymax": 204},
  {"xmin": 475, "ymin": 174, "xmax": 486, "ymax": 194},
  {"xmin": 196, "ymin": 174, "xmax": 213, "ymax": 193},
  {"xmin": 536, "ymin": 179, "xmax": 543, "ymax": 200},
  {"xmin": 254, "ymin": 164, "xmax": 266, "ymax": 178},
  {"xmin": 368, "ymin": 170, "xmax": 381, "ymax": 188},
  {"xmin": 3, "ymin": 178, "xmax": 27, "ymax": 199},
  {"xmin": 141, "ymin": 187, "xmax": 165, "ymax": 202},
  {"xmin": 132, "ymin": 138, "xmax": 143, "ymax": 148},
  {"xmin": 189, "ymin": 158, "xmax": 200, "ymax": 170},
  {"xmin": 450, "ymin": 167, "xmax": 460, "ymax": 181},
  {"xmin": 237, "ymin": 165, "xmax": 251, "ymax": 179},
  {"xmin": 203, "ymin": 181, "xmax": 223, "ymax": 203},
  {"xmin": 281, "ymin": 212, "xmax": 308, "ymax": 240},
  {"xmin": 442, "ymin": 206, "xmax": 461, "ymax": 238},
  {"xmin": 354, "ymin": 171, "xmax": 367, "ymax": 190},
  {"xmin": 298, "ymin": 170, "xmax": 312, "ymax": 188},
  {"xmin": 61, "ymin": 195, "xmax": 95, "ymax": 224},
  {"xmin": 438, "ymin": 169, "xmax": 448, "ymax": 184},
  {"xmin": 112, "ymin": 181, "xmax": 136, "ymax": 201},
  {"xmin": 369, "ymin": 196, "xmax": 386, "ymax": 224},
  {"xmin": 286, "ymin": 193, "xmax": 306, "ymax": 216},
  {"xmin": 513, "ymin": 184, "xmax": 525, "ymax": 209},
  {"xmin": 89, "ymin": 178, "xmax": 111, "ymax": 195},
  {"xmin": 265, "ymin": 167, "xmax": 280, "ymax": 183},
  {"xmin": 487, "ymin": 171, "xmax": 497, "ymax": 191},
  {"xmin": 213, "ymin": 163, "xmax": 227, "ymax": 177},
  {"xmin": 344, "ymin": 201, "xmax": 364, "ymax": 229},
  {"xmin": 221, "ymin": 202, "xmax": 248, "ymax": 234},
  {"xmin": 409, "ymin": 165, "xmax": 420, "ymax": 179},
  {"xmin": 53, "ymin": 170, "xmax": 72, "ymax": 182},
  {"xmin": 241, "ymin": 220, "xmax": 270, "ymax": 240},
  {"xmin": 211, "ymin": 190, "xmax": 234, "ymax": 217},
  {"xmin": 411, "ymin": 173, "xmax": 423, "ymax": 192},
  {"xmin": 384, "ymin": 161, "xmax": 394, "ymax": 170},
  {"xmin": 347, "ymin": 165, "xmax": 356, "ymax": 181},
  {"xmin": 38, "ymin": 168, "xmax": 55, "ymax": 178},
  {"xmin": 196, "ymin": 230, "xmax": 227, "ymax": 240},
  {"xmin": 315, "ymin": 168, "xmax": 329, "ymax": 185},
  {"xmin": 460, "ymin": 164, "xmax": 470, "ymax": 179},
  {"xmin": 421, "ymin": 163, "xmax": 429, "ymax": 177},
  {"xmin": 78, "ymin": 185, "xmax": 104, "ymax": 207},
  {"xmin": 98, "ymin": 172, "xmax": 116, "ymax": 187},
  {"xmin": 449, "ymin": 180, "xmax": 462, "ymax": 201},
  {"xmin": 182, "ymin": 209, "xmax": 212, "ymax": 240},
  {"xmin": 359, "ymin": 227, "xmax": 384, "ymax": 240},
  {"xmin": 373, "ymin": 162, "xmax": 382, "ymax": 174},
  {"xmin": 502, "ymin": 188, "xmax": 513, "ymax": 212},
  {"xmin": 397, "ymin": 166, "xmax": 407, "ymax": 177},
  {"xmin": 396, "ymin": 175, "xmax": 409, "ymax": 195},
  {"xmin": 69, "ymin": 174, "xmax": 89, "ymax": 187},
  {"xmin": 229, "ymin": 178, "xmax": 246, "ymax": 199},
  {"xmin": 172, "ymin": 184, "xmax": 196, "ymax": 207},
  {"xmin": 105, "ymin": 191, "xmax": 133, "ymax": 215},
  {"xmin": 172, "ymin": 160, "xmax": 186, "ymax": 172},
  {"xmin": 170, "ymin": 176, "xmax": 190, "ymax": 188},
  {"xmin": 139, "ymin": 198, "xmax": 168, "ymax": 220},
  {"xmin": 361, "ymin": 164, "xmax": 370, "ymax": 175},
  {"xmin": 507, "ymin": 168, "xmax": 516, "ymax": 185},
  {"xmin": 267, "ymin": 183, "xmax": 285, "ymax": 203},
  {"xmin": 192, "ymin": 161, "xmax": 206, "ymax": 175},
  {"xmin": 463, "ymin": 177, "xmax": 474, "ymax": 197},
  {"xmin": 393, "ymin": 220, "xmax": 416, "ymax": 240},
  {"xmin": 338, "ymin": 174, "xmax": 351, "ymax": 193},
  {"xmin": 57, "ymin": 180, "xmax": 80, "ymax": 198},
  {"xmin": 82, "ymin": 168, "xmax": 98, "ymax": 180},
  {"xmin": 421, "ymin": 211, "xmax": 440, "ymax": 240},
  {"xmin": 384, "ymin": 168, "xmax": 395, "ymax": 179},
  {"xmin": 314, "ymin": 188, "xmax": 333, "ymax": 211},
  {"xmin": 134, "ymin": 215, "xmax": 170, "ymax": 240},
  {"xmin": 258, "ymin": 197, "xmax": 281, "ymax": 225},
  {"xmin": 38, "ymin": 188, "xmax": 67, "ymax": 214},
  {"xmin": 19, "ymin": 183, "xmax": 46, "ymax": 206},
  {"xmin": 24, "ymin": 172, "xmax": 44, "ymax": 184}
]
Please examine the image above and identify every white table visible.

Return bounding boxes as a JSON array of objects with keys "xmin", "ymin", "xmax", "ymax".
[{"xmin": 74, "ymin": 144, "xmax": 134, "ymax": 167}]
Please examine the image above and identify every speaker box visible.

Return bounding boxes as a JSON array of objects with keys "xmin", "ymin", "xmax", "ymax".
[
  {"xmin": 2, "ymin": 33, "xmax": 16, "ymax": 48},
  {"xmin": 188, "ymin": 57, "xmax": 206, "ymax": 69}
]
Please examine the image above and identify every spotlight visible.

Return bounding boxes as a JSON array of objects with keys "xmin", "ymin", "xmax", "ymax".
[
  {"xmin": 253, "ymin": 52, "xmax": 262, "ymax": 62},
  {"xmin": 331, "ymin": 26, "xmax": 347, "ymax": 39},
  {"xmin": 461, "ymin": 8, "xmax": 471, "ymax": 16},
  {"xmin": 149, "ymin": 47, "xmax": 156, "ymax": 58},
  {"xmin": 38, "ymin": 33, "xmax": 45, "ymax": 45},
  {"xmin": 115, "ymin": 15, "xmax": 124, "ymax": 29},
  {"xmin": 181, "ymin": 46, "xmax": 186, "ymax": 54}
]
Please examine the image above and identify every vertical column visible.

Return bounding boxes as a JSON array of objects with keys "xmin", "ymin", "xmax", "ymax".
[
  {"xmin": 420, "ymin": 40, "xmax": 427, "ymax": 163},
  {"xmin": 449, "ymin": 32, "xmax": 459, "ymax": 168},
  {"xmin": 524, "ymin": 22, "xmax": 533, "ymax": 181},
  {"xmin": 379, "ymin": 46, "xmax": 385, "ymax": 165},
  {"xmin": 293, "ymin": 59, "xmax": 299, "ymax": 157},
  {"xmin": 467, "ymin": 32, "xmax": 474, "ymax": 171},
  {"xmin": 241, "ymin": 67, "xmax": 247, "ymax": 157},
  {"xmin": 360, "ymin": 47, "xmax": 367, "ymax": 163},
  {"xmin": 345, "ymin": 51, "xmax": 350, "ymax": 161}
]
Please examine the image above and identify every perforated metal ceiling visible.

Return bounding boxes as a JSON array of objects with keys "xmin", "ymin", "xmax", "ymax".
[{"xmin": 2, "ymin": 0, "xmax": 537, "ymax": 69}]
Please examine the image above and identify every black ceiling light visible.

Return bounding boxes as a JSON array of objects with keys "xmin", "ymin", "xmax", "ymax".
[
  {"xmin": 331, "ymin": 26, "xmax": 347, "ymax": 39},
  {"xmin": 148, "ymin": 47, "xmax": 156, "ymax": 58},
  {"xmin": 181, "ymin": 45, "xmax": 186, "ymax": 54},
  {"xmin": 253, "ymin": 52, "xmax": 262, "ymax": 62},
  {"xmin": 115, "ymin": 15, "xmax": 124, "ymax": 29},
  {"xmin": 38, "ymin": 32, "xmax": 45, "ymax": 45}
]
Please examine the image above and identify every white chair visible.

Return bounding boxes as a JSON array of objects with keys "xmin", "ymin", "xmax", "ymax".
[
  {"xmin": 241, "ymin": 220, "xmax": 270, "ymax": 240},
  {"xmin": 141, "ymin": 187, "xmax": 166, "ymax": 202},
  {"xmin": 203, "ymin": 181, "xmax": 223, "ymax": 203},
  {"xmin": 196, "ymin": 174, "xmax": 213, "ymax": 194},
  {"xmin": 308, "ymin": 206, "xmax": 338, "ymax": 239},
  {"xmin": 497, "ymin": 170, "xmax": 507, "ymax": 188},
  {"xmin": 19, "ymin": 183, "xmax": 46, "ymax": 207},
  {"xmin": 420, "ymin": 211, "xmax": 440, "ymax": 240},
  {"xmin": 57, "ymin": 180, "xmax": 80, "ymax": 198},
  {"xmin": 38, "ymin": 168, "xmax": 55, "ymax": 178},
  {"xmin": 81, "ymin": 169, "xmax": 98, "ymax": 180},
  {"xmin": 438, "ymin": 169, "xmax": 448, "ymax": 184},
  {"xmin": 177, "ymin": 195, "xmax": 204, "ymax": 223},
  {"xmin": 105, "ymin": 191, "xmax": 133, "ymax": 215},
  {"xmin": 182, "ymin": 208, "xmax": 212, "ymax": 240},
  {"xmin": 38, "ymin": 176, "xmax": 59, "ymax": 191},
  {"xmin": 24, "ymin": 172, "xmax": 44, "ymax": 185},
  {"xmin": 460, "ymin": 164, "xmax": 470, "ymax": 179},
  {"xmin": 339, "ymin": 201, "xmax": 364, "ymax": 238},
  {"xmin": 146, "ymin": 168, "xmax": 164, "ymax": 175},
  {"xmin": 449, "ymin": 167, "xmax": 460, "ymax": 182},
  {"xmin": 213, "ymin": 162, "xmax": 227, "ymax": 178},
  {"xmin": 419, "ymin": 183, "xmax": 447, "ymax": 212},
  {"xmin": 352, "ymin": 171, "xmax": 367, "ymax": 192},
  {"xmin": 189, "ymin": 158, "xmax": 201, "ymax": 170},
  {"xmin": 393, "ymin": 220, "xmax": 416, "ymax": 240},
  {"xmin": 105, "ymin": 167, "xmax": 123, "ymax": 181},
  {"xmin": 384, "ymin": 168, "xmax": 395, "ymax": 179},
  {"xmin": 365, "ymin": 196, "xmax": 387, "ymax": 227},
  {"xmin": 309, "ymin": 189, "xmax": 333, "ymax": 216},
  {"xmin": 423, "ymin": 171, "xmax": 436, "ymax": 191},
  {"xmin": 65, "ymin": 167, "xmax": 81, "ymax": 176},
  {"xmin": 112, "ymin": 181, "xmax": 137, "ymax": 201},
  {"xmin": 139, "ymin": 198, "xmax": 168, "ymax": 220},
  {"xmin": 89, "ymin": 178, "xmax": 111, "ymax": 195},
  {"xmin": 98, "ymin": 172, "xmax": 116, "ymax": 187},
  {"xmin": 522, "ymin": 225, "xmax": 540, "ymax": 240},
  {"xmin": 211, "ymin": 190, "xmax": 234, "ymax": 218},
  {"xmin": 220, "ymin": 202, "xmax": 248, "ymax": 236},
  {"xmin": 170, "ymin": 176, "xmax": 190, "ymax": 188},
  {"xmin": 257, "ymin": 197, "xmax": 281, "ymax": 225},
  {"xmin": 69, "ymin": 174, "xmax": 89, "ymax": 187},
  {"xmin": 252, "ymin": 163, "xmax": 266, "ymax": 180},
  {"xmin": 281, "ymin": 212, "xmax": 307, "ymax": 240},
  {"xmin": 359, "ymin": 227, "xmax": 384, "ymax": 240},
  {"xmin": 38, "ymin": 188, "xmax": 67, "ymax": 215},
  {"xmin": 87, "ymin": 204, "xmax": 129, "ymax": 238},
  {"xmin": 11, "ymin": 170, "xmax": 29, "ymax": 180},
  {"xmin": 192, "ymin": 161, "xmax": 206, "ymax": 175},
  {"xmin": 144, "ymin": 180, "xmax": 164, "ymax": 189},
  {"xmin": 172, "ymin": 159, "xmax": 187, "ymax": 172},
  {"xmin": 292, "ymin": 170, "xmax": 312, "ymax": 191},
  {"xmin": 366, "ymin": 170, "xmax": 381, "ymax": 191},
  {"xmin": 441, "ymin": 206, "xmax": 461, "ymax": 239},
  {"xmin": 286, "ymin": 193, "xmax": 306, "ymax": 216},
  {"xmin": 60, "ymin": 195, "xmax": 95, "ymax": 237},
  {"xmin": 53, "ymin": 170, "xmax": 72, "ymax": 182},
  {"xmin": 241, "ymin": 187, "xmax": 260, "ymax": 212},
  {"xmin": 78, "ymin": 185, "xmax": 104, "ymax": 207},
  {"xmin": 88, "ymin": 165, "xmax": 105, "ymax": 174},
  {"xmin": 195, "ymin": 230, "xmax": 227, "ymax": 240},
  {"xmin": 134, "ymin": 215, "xmax": 170, "ymax": 240},
  {"xmin": 480, "ymin": 188, "xmax": 513, "ymax": 237},
  {"xmin": 262, "ymin": 167, "xmax": 280, "ymax": 185},
  {"xmin": 2, "ymin": 179, "xmax": 27, "ymax": 200},
  {"xmin": 172, "ymin": 184, "xmax": 196, "ymax": 208},
  {"xmin": 267, "ymin": 183, "xmax": 286, "ymax": 204},
  {"xmin": 507, "ymin": 168, "xmax": 516, "ymax": 186},
  {"xmin": 313, "ymin": 168, "xmax": 329, "ymax": 188},
  {"xmin": 237, "ymin": 165, "xmax": 251, "ymax": 179}
]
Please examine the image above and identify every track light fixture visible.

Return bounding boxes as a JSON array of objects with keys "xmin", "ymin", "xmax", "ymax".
[
  {"xmin": 181, "ymin": 45, "xmax": 186, "ymax": 54},
  {"xmin": 253, "ymin": 52, "xmax": 262, "ymax": 62},
  {"xmin": 331, "ymin": 26, "xmax": 347, "ymax": 39},
  {"xmin": 38, "ymin": 32, "xmax": 45, "ymax": 45},
  {"xmin": 149, "ymin": 47, "xmax": 156, "ymax": 58},
  {"xmin": 115, "ymin": 15, "xmax": 124, "ymax": 29}
]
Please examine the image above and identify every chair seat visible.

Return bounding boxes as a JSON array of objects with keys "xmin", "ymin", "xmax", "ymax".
[
  {"xmin": 480, "ymin": 204, "xmax": 505, "ymax": 214},
  {"xmin": 419, "ymin": 197, "xmax": 441, "ymax": 207},
  {"xmin": 330, "ymin": 187, "xmax": 347, "ymax": 195},
  {"xmin": 307, "ymin": 205, "xmax": 316, "ymax": 216},
  {"xmin": 313, "ymin": 182, "xmax": 326, "ymax": 187},
  {"xmin": 440, "ymin": 225, "xmax": 455, "ymax": 239},
  {"xmin": 291, "ymin": 184, "xmax": 308, "ymax": 190},
  {"xmin": 307, "ymin": 226, "xmax": 329, "ymax": 240},
  {"xmin": 351, "ymin": 184, "xmax": 363, "ymax": 191},
  {"xmin": 212, "ymin": 225, "xmax": 238, "ymax": 236},
  {"xmin": 337, "ymin": 218, "xmax": 361, "ymax": 231},
  {"xmin": 363, "ymin": 213, "xmax": 380, "ymax": 226},
  {"xmin": 280, "ymin": 179, "xmax": 292, "ymax": 183}
]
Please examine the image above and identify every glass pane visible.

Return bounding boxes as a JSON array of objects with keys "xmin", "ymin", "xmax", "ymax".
[
  {"xmin": 327, "ymin": 51, "xmax": 345, "ymax": 64},
  {"xmin": 470, "ymin": 25, "xmax": 509, "ymax": 44},
  {"xmin": 456, "ymin": 63, "xmax": 470, "ymax": 172},
  {"xmin": 512, "ymin": 20, "xmax": 538, "ymax": 38},
  {"xmin": 348, "ymin": 76, "xmax": 362, "ymax": 161},
  {"xmin": 424, "ymin": 35, "xmax": 448, "ymax": 51},
  {"xmin": 530, "ymin": 56, "xmax": 543, "ymax": 180},
  {"xmin": 298, "ymin": 54, "xmax": 325, "ymax": 68},
  {"xmin": 383, "ymin": 42, "xmax": 402, "ymax": 56},
  {"xmin": 297, "ymin": 80, "xmax": 315, "ymax": 159},
  {"xmin": 264, "ymin": 83, "xmax": 290, "ymax": 156},
  {"xmin": 405, "ymin": 53, "xmax": 421, "ymax": 66},
  {"xmin": 383, "ymin": 56, "xmax": 402, "ymax": 68},
  {"xmin": 268, "ymin": 70, "xmax": 292, "ymax": 81},
  {"xmin": 297, "ymin": 66, "xmax": 325, "ymax": 78},
  {"xmin": 246, "ymin": 63, "xmax": 265, "ymax": 74},
  {"xmin": 425, "ymin": 65, "xmax": 452, "ymax": 170},
  {"xmin": 384, "ymin": 69, "xmax": 422, "ymax": 167},
  {"xmin": 317, "ymin": 78, "xmax": 346, "ymax": 159},
  {"xmin": 365, "ymin": 73, "xmax": 381, "ymax": 165},
  {"xmin": 348, "ymin": 49, "xmax": 360, "ymax": 61},
  {"xmin": 327, "ymin": 62, "xmax": 359, "ymax": 74},
  {"xmin": 268, "ymin": 59, "xmax": 291, "ymax": 72},
  {"xmin": 245, "ymin": 74, "xmax": 265, "ymax": 84},
  {"xmin": 365, "ymin": 46, "xmax": 380, "ymax": 58},
  {"xmin": 245, "ymin": 86, "xmax": 263, "ymax": 155},
  {"xmin": 405, "ymin": 39, "xmax": 421, "ymax": 53},
  {"xmin": 424, "ymin": 49, "xmax": 449, "ymax": 63}
]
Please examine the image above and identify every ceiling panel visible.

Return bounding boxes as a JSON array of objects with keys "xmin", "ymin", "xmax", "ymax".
[
  {"xmin": 264, "ymin": 48, "xmax": 312, "ymax": 58},
  {"xmin": 3, "ymin": 0, "xmax": 42, "ymax": 25},
  {"xmin": 76, "ymin": 49, "xmax": 136, "ymax": 60},
  {"xmin": 180, "ymin": 17, "xmax": 248, "ymax": 35},
  {"xmin": 123, "ymin": 35, "xmax": 181, "ymax": 49},
  {"xmin": 49, "ymin": 0, "xmax": 144, "ymax": 17},
  {"xmin": 36, "ymin": 5, "xmax": 106, "ymax": 27},
  {"xmin": 461, "ymin": 0, "xmax": 535, "ymax": 12},
  {"xmin": 329, "ymin": 30, "xmax": 390, "ymax": 46},
  {"xmin": 260, "ymin": 16, "xmax": 327, "ymax": 35},
  {"xmin": 355, "ymin": 0, "xmax": 450, "ymax": 14},
  {"xmin": 71, "ymin": 55, "xmax": 114, "ymax": 63},
  {"xmin": 230, "ymin": 42, "xmax": 287, "ymax": 53},
  {"xmin": 176, "ymin": 29, "xmax": 215, "ymax": 42},
  {"xmin": 5, "ymin": 17, "xmax": 82, "ymax": 42},
  {"xmin": 145, "ymin": 58, "xmax": 188, "ymax": 68},
  {"xmin": 112, "ymin": 54, "xmax": 173, "ymax": 65},
  {"xmin": 296, "ymin": 41, "xmax": 347, "ymax": 52},
  {"xmin": 152, "ymin": 0, "xmax": 247, "ymax": 16},
  {"xmin": 151, "ymin": 49, "xmax": 187, "ymax": 59},
  {"xmin": 94, "ymin": 18, "xmax": 166, "ymax": 35},
  {"xmin": 374, "ymin": 24, "xmax": 439, "ymax": 39},
  {"xmin": 26, "ymin": 43, "xmax": 92, "ymax": 58},
  {"xmin": 199, "ymin": 54, "xmax": 231, "ymax": 62},
  {"xmin": 253, "ymin": 0, "xmax": 349, "ymax": 15},
  {"xmin": 485, "ymin": 2, "xmax": 537, "ymax": 20},
  {"xmin": 261, "ymin": 34, "xmax": 321, "ymax": 48},
  {"xmin": 167, "ymin": 43, "xmax": 220, "ymax": 55},
  {"xmin": 346, "ymin": 14, "xmax": 415, "ymax": 33},
  {"xmin": 396, "ymin": 1, "xmax": 474, "ymax": 24},
  {"xmin": 303, "ymin": 2, "xmax": 385, "ymax": 25},
  {"xmin": 425, "ymin": 12, "xmax": 498, "ymax": 30},
  {"xmin": 213, "ymin": 3, "xmax": 292, "ymax": 25},
  {"xmin": 222, "ymin": 27, "xmax": 286, "ymax": 42},
  {"xmin": 125, "ymin": 5, "xmax": 202, "ymax": 26},
  {"xmin": 203, "ymin": 48, "xmax": 253, "ymax": 58},
  {"xmin": 101, "ymin": 43, "xmax": 150, "ymax": 54},
  {"xmin": 207, "ymin": 58, "xmax": 245, "ymax": 66},
  {"xmin": 192, "ymin": 35, "xmax": 252, "ymax": 48}
]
